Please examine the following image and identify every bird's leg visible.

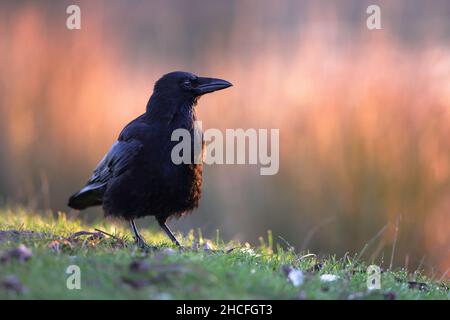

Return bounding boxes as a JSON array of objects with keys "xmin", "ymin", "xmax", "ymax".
[
  {"xmin": 157, "ymin": 217, "xmax": 181, "ymax": 247},
  {"xmin": 129, "ymin": 220, "xmax": 155, "ymax": 250}
]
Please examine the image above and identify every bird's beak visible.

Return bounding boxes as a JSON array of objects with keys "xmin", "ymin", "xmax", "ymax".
[{"xmin": 195, "ymin": 77, "xmax": 233, "ymax": 95}]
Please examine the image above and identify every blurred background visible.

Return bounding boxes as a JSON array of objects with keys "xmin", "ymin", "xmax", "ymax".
[{"xmin": 0, "ymin": 0, "xmax": 449, "ymax": 277}]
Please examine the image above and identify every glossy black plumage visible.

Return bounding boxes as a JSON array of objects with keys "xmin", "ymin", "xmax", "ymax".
[{"xmin": 68, "ymin": 71, "xmax": 232, "ymax": 246}]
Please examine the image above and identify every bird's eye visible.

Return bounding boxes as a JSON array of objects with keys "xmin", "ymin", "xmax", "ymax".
[{"xmin": 182, "ymin": 80, "xmax": 192, "ymax": 89}]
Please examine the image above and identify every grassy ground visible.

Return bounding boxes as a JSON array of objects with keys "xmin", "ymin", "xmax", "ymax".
[{"xmin": 0, "ymin": 208, "xmax": 448, "ymax": 300}]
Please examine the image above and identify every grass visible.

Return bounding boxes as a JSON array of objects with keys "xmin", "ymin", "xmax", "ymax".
[{"xmin": 0, "ymin": 208, "xmax": 448, "ymax": 300}]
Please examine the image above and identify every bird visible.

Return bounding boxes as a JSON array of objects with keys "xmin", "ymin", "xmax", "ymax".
[{"xmin": 68, "ymin": 71, "xmax": 232, "ymax": 248}]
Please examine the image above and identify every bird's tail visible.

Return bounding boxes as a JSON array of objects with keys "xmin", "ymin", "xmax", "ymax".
[{"xmin": 68, "ymin": 185, "xmax": 105, "ymax": 210}]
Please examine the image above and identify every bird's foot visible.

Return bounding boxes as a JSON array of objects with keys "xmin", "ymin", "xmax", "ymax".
[{"xmin": 134, "ymin": 237, "xmax": 157, "ymax": 251}]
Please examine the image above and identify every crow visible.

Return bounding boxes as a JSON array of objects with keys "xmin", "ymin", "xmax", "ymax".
[{"xmin": 68, "ymin": 71, "xmax": 232, "ymax": 248}]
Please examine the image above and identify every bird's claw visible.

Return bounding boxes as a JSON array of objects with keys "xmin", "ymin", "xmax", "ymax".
[{"xmin": 134, "ymin": 237, "xmax": 157, "ymax": 251}]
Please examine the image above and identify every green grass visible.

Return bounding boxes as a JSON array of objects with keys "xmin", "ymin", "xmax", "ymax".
[{"xmin": 0, "ymin": 208, "xmax": 448, "ymax": 300}]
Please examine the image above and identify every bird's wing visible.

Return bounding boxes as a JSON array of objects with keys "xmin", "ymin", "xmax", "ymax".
[
  {"xmin": 86, "ymin": 139, "xmax": 143, "ymax": 188},
  {"xmin": 68, "ymin": 138, "xmax": 144, "ymax": 210}
]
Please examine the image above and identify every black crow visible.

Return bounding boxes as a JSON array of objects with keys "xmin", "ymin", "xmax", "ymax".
[{"xmin": 68, "ymin": 71, "xmax": 232, "ymax": 248}]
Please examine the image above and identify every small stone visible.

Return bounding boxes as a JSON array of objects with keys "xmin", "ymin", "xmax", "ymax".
[
  {"xmin": 282, "ymin": 265, "xmax": 304, "ymax": 287},
  {"xmin": 320, "ymin": 274, "xmax": 339, "ymax": 282}
]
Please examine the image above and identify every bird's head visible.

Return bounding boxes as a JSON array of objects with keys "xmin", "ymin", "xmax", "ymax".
[{"xmin": 153, "ymin": 71, "xmax": 232, "ymax": 102}]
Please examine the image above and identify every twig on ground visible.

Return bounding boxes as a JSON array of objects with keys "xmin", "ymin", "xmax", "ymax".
[
  {"xmin": 67, "ymin": 231, "xmax": 98, "ymax": 239},
  {"xmin": 94, "ymin": 228, "xmax": 125, "ymax": 245}
]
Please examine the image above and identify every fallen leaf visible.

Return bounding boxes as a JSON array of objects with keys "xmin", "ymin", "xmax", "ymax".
[
  {"xmin": 1, "ymin": 275, "xmax": 27, "ymax": 294},
  {"xmin": 0, "ymin": 244, "xmax": 32, "ymax": 263},
  {"xmin": 47, "ymin": 240, "xmax": 60, "ymax": 251},
  {"xmin": 58, "ymin": 240, "xmax": 74, "ymax": 251}
]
